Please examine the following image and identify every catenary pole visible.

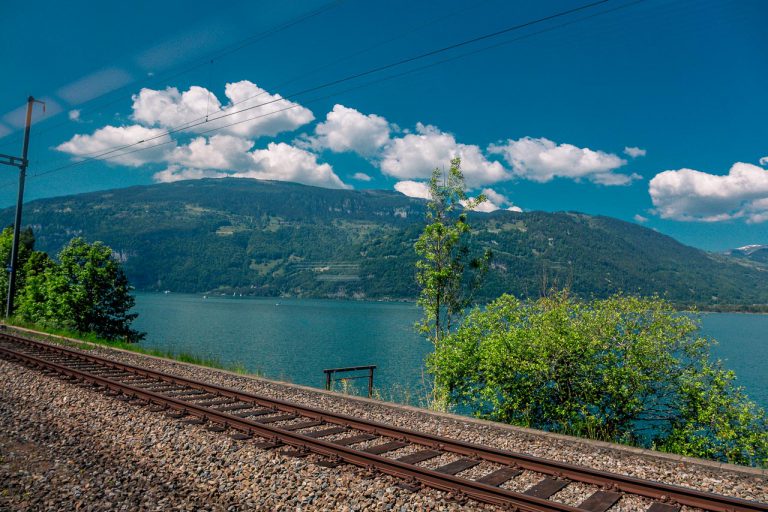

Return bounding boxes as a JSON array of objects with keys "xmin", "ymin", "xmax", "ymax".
[{"xmin": 5, "ymin": 96, "xmax": 37, "ymax": 317}]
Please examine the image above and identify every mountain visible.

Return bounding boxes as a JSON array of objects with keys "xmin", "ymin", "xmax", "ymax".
[
  {"xmin": 728, "ymin": 245, "xmax": 768, "ymax": 265},
  {"xmin": 3, "ymin": 178, "xmax": 768, "ymax": 308}
]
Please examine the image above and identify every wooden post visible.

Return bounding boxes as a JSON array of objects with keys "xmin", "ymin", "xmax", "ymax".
[{"xmin": 368, "ymin": 367, "xmax": 374, "ymax": 398}]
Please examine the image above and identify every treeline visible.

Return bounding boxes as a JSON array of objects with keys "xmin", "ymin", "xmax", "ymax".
[
  {"xmin": 1, "ymin": 227, "xmax": 143, "ymax": 342},
  {"xmin": 4, "ymin": 178, "xmax": 768, "ymax": 308}
]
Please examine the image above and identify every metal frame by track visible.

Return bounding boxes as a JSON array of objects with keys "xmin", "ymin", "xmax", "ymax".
[{"xmin": 0, "ymin": 332, "xmax": 765, "ymax": 512}]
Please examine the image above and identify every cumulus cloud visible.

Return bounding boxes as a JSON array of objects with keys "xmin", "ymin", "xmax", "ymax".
[
  {"xmin": 381, "ymin": 124, "xmax": 508, "ymax": 187},
  {"xmin": 478, "ymin": 187, "xmax": 524, "ymax": 213},
  {"xmin": 68, "ymin": 110, "xmax": 81, "ymax": 121},
  {"xmin": 488, "ymin": 137, "xmax": 635, "ymax": 185},
  {"xmin": 394, "ymin": 181, "xmax": 519, "ymax": 213},
  {"xmin": 649, "ymin": 162, "xmax": 768, "ymax": 223},
  {"xmin": 462, "ymin": 197, "xmax": 500, "ymax": 212},
  {"xmin": 242, "ymin": 142, "xmax": 348, "ymax": 188},
  {"xmin": 394, "ymin": 180, "xmax": 431, "ymax": 199},
  {"xmin": 168, "ymin": 134, "xmax": 253, "ymax": 170},
  {"xmin": 56, "ymin": 124, "xmax": 173, "ymax": 166},
  {"xmin": 306, "ymin": 104, "xmax": 390, "ymax": 156},
  {"xmin": 352, "ymin": 172, "xmax": 372, "ymax": 181},
  {"xmin": 132, "ymin": 80, "xmax": 314, "ymax": 138},
  {"xmin": 156, "ymin": 140, "xmax": 348, "ymax": 189},
  {"xmin": 634, "ymin": 214, "xmax": 648, "ymax": 223},
  {"xmin": 481, "ymin": 188, "xmax": 508, "ymax": 206},
  {"xmin": 760, "ymin": 156, "xmax": 768, "ymax": 166},
  {"xmin": 624, "ymin": 146, "xmax": 647, "ymax": 158},
  {"xmin": 152, "ymin": 165, "xmax": 223, "ymax": 183},
  {"xmin": 132, "ymin": 85, "xmax": 217, "ymax": 128}
]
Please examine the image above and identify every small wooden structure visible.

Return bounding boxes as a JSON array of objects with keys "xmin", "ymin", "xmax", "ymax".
[{"xmin": 323, "ymin": 365, "xmax": 376, "ymax": 398}]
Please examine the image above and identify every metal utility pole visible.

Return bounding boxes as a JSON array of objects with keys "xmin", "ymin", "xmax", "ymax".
[{"xmin": 0, "ymin": 96, "xmax": 43, "ymax": 317}]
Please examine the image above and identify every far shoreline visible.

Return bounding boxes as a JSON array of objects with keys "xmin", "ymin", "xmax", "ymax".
[{"xmin": 134, "ymin": 290, "xmax": 768, "ymax": 314}]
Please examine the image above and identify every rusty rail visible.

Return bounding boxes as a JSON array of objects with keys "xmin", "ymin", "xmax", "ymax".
[{"xmin": 0, "ymin": 332, "xmax": 765, "ymax": 512}]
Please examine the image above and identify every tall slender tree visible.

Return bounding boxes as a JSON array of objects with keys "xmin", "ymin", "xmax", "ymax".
[{"xmin": 414, "ymin": 157, "xmax": 490, "ymax": 409}]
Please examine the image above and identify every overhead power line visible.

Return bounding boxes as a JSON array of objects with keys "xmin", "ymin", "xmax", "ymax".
[
  {"xmin": 28, "ymin": 0, "xmax": 615, "ymax": 178},
  {"xmin": 0, "ymin": 0, "xmax": 649, "ymax": 192},
  {"xmin": 2, "ymin": 0, "xmax": 488, "ymax": 170},
  {"xmin": 0, "ymin": 0, "xmax": 347, "ymax": 152}
]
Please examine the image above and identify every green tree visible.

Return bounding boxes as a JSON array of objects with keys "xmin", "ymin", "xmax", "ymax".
[
  {"xmin": 16, "ymin": 238, "xmax": 144, "ymax": 342},
  {"xmin": 414, "ymin": 157, "xmax": 489, "ymax": 408},
  {"xmin": 0, "ymin": 226, "xmax": 37, "ymax": 305},
  {"xmin": 428, "ymin": 292, "xmax": 768, "ymax": 466},
  {"xmin": 14, "ymin": 251, "xmax": 54, "ymax": 323}
]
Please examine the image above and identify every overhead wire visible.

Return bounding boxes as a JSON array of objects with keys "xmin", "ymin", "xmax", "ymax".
[
  {"xmin": 25, "ymin": 0, "xmax": 616, "ymax": 180},
  {"xmin": 0, "ymin": 0, "xmax": 648, "ymax": 191},
  {"xmin": 1, "ymin": 0, "xmax": 491, "ymax": 177},
  {"xmin": 29, "ymin": 0, "xmax": 495, "ymax": 165},
  {"xmin": 0, "ymin": 0, "xmax": 347, "ymax": 152}
]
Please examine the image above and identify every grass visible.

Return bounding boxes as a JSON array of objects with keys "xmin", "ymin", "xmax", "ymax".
[{"xmin": 2, "ymin": 318, "xmax": 261, "ymax": 377}]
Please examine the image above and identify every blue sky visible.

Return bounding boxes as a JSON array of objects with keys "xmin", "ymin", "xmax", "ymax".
[{"xmin": 1, "ymin": 0, "xmax": 766, "ymax": 251}]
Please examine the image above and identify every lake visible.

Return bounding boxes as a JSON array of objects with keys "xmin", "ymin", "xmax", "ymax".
[{"xmin": 133, "ymin": 293, "xmax": 768, "ymax": 410}]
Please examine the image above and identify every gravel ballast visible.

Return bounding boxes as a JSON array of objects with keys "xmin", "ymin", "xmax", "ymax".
[
  {"xmin": 1, "ymin": 328, "xmax": 766, "ymax": 510},
  {"xmin": 0, "ymin": 358, "xmax": 494, "ymax": 512}
]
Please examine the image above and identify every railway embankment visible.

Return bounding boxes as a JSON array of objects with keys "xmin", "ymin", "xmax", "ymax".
[{"xmin": 0, "ymin": 327, "xmax": 766, "ymax": 511}]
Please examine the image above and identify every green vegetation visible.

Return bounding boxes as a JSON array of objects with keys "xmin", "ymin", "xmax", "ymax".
[
  {"xmin": 12, "ymin": 236, "xmax": 143, "ymax": 342},
  {"xmin": 414, "ymin": 159, "xmax": 489, "ymax": 409},
  {"xmin": 428, "ymin": 293, "xmax": 768, "ymax": 467},
  {"xmin": 3, "ymin": 320, "xmax": 256, "ymax": 376},
  {"xmin": 3, "ymin": 178, "xmax": 766, "ymax": 308},
  {"xmin": 0, "ymin": 227, "xmax": 143, "ymax": 342}
]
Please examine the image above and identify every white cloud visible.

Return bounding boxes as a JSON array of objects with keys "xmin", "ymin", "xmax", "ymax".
[
  {"xmin": 156, "ymin": 140, "xmax": 348, "ymax": 189},
  {"xmin": 394, "ymin": 180, "xmax": 431, "ymax": 199},
  {"xmin": 168, "ymin": 134, "xmax": 253, "ymax": 170},
  {"xmin": 132, "ymin": 85, "xmax": 218, "ymax": 128},
  {"xmin": 56, "ymin": 124, "xmax": 173, "ymax": 166},
  {"xmin": 463, "ymin": 197, "xmax": 500, "ymax": 213},
  {"xmin": 152, "ymin": 165, "xmax": 223, "ymax": 183},
  {"xmin": 381, "ymin": 123, "xmax": 508, "ymax": 187},
  {"xmin": 478, "ymin": 187, "xmax": 524, "ymax": 212},
  {"xmin": 352, "ymin": 172, "xmax": 372, "ymax": 181},
  {"xmin": 241, "ymin": 142, "xmax": 348, "ymax": 189},
  {"xmin": 488, "ymin": 137, "xmax": 635, "ymax": 186},
  {"xmin": 624, "ymin": 146, "xmax": 647, "ymax": 158},
  {"xmin": 132, "ymin": 80, "xmax": 314, "ymax": 138},
  {"xmin": 649, "ymin": 162, "xmax": 768, "ymax": 223},
  {"xmin": 307, "ymin": 104, "xmax": 390, "ymax": 156},
  {"xmin": 634, "ymin": 214, "xmax": 648, "ymax": 223},
  {"xmin": 591, "ymin": 171, "xmax": 643, "ymax": 186},
  {"xmin": 480, "ymin": 188, "xmax": 508, "ymax": 206},
  {"xmin": 68, "ymin": 110, "xmax": 81, "ymax": 121},
  {"xmin": 760, "ymin": 156, "xmax": 768, "ymax": 166}
]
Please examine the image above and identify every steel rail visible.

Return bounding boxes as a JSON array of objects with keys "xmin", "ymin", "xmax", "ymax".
[
  {"xmin": 0, "ymin": 340, "xmax": 579, "ymax": 511},
  {"xmin": 1, "ymin": 332, "xmax": 766, "ymax": 512}
]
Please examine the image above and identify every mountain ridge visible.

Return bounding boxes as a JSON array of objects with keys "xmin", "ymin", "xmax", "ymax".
[{"xmin": 3, "ymin": 178, "xmax": 767, "ymax": 308}]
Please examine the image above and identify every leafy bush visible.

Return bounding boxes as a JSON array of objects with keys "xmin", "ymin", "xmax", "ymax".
[
  {"xmin": 15, "ymin": 237, "xmax": 144, "ymax": 342},
  {"xmin": 428, "ymin": 292, "xmax": 768, "ymax": 466}
]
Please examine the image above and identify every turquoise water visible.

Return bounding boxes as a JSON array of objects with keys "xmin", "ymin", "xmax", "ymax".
[
  {"xmin": 700, "ymin": 312, "xmax": 768, "ymax": 409},
  {"xmin": 132, "ymin": 293, "xmax": 767, "ymax": 410}
]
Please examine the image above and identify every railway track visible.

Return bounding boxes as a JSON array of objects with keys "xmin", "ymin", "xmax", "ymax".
[{"xmin": 0, "ymin": 331, "xmax": 765, "ymax": 512}]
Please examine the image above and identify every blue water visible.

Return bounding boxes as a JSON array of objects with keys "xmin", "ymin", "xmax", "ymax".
[
  {"xmin": 132, "ymin": 293, "xmax": 768, "ymax": 410},
  {"xmin": 700, "ymin": 312, "xmax": 768, "ymax": 409}
]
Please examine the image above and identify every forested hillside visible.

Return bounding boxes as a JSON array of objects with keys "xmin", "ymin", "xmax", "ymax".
[{"xmin": 3, "ymin": 178, "xmax": 767, "ymax": 307}]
